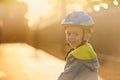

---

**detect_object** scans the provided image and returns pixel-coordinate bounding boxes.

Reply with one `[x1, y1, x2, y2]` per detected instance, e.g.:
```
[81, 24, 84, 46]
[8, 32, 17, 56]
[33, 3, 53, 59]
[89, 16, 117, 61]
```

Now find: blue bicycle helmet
[61, 11, 94, 27]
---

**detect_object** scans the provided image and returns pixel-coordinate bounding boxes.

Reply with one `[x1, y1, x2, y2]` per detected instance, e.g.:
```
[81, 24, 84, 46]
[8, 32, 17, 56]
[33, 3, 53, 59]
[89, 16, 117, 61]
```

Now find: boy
[57, 11, 100, 80]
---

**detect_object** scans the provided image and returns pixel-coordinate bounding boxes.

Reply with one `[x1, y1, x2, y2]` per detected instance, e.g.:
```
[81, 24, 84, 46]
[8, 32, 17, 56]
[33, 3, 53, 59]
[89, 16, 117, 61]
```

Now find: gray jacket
[57, 53, 100, 80]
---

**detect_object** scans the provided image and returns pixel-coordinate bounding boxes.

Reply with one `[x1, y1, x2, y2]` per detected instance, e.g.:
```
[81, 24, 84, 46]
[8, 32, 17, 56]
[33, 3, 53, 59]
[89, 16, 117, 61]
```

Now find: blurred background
[0, 0, 120, 80]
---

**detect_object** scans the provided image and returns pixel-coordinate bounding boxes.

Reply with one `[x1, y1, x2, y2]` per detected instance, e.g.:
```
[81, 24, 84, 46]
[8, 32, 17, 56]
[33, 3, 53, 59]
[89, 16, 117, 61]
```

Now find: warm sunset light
[16, 0, 120, 28]
[17, 0, 54, 28]
[0, 43, 104, 80]
[0, 43, 65, 80]
[66, 3, 83, 12]
[1, 0, 120, 80]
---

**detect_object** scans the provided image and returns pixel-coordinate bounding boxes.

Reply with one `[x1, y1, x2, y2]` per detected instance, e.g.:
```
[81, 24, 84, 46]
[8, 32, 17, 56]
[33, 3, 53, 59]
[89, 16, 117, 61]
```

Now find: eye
[67, 32, 71, 36]
[66, 32, 79, 36]
[71, 32, 80, 36]
[73, 33, 79, 36]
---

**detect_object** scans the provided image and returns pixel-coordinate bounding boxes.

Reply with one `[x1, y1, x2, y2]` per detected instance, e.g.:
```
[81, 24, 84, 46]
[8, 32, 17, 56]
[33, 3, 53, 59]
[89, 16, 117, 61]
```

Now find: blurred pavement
[0, 43, 116, 80]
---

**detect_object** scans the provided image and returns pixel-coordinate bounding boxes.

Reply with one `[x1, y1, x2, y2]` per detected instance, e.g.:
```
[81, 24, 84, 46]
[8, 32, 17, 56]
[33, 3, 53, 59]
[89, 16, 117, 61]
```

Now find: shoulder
[71, 43, 97, 60]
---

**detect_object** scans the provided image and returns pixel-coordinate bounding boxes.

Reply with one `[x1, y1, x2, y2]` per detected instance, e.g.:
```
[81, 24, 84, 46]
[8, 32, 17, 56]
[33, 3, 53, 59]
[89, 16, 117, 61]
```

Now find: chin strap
[77, 28, 87, 47]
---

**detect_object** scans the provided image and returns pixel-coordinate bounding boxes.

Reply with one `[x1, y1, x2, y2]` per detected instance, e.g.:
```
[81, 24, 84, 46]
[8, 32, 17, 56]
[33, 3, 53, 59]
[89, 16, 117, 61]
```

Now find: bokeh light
[113, 0, 119, 6]
[102, 3, 109, 9]
[94, 5, 100, 11]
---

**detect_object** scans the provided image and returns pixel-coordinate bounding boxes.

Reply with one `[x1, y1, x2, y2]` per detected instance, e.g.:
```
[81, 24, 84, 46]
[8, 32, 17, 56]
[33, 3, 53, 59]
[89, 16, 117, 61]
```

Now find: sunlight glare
[66, 3, 83, 12]
[17, 0, 54, 28]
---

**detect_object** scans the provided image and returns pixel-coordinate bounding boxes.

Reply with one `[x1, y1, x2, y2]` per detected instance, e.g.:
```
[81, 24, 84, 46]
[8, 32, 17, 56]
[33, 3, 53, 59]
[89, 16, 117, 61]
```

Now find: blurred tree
[0, 1, 29, 43]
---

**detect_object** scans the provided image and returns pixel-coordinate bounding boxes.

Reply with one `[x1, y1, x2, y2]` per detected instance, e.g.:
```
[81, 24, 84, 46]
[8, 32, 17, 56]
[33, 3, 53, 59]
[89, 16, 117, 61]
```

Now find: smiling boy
[57, 11, 100, 80]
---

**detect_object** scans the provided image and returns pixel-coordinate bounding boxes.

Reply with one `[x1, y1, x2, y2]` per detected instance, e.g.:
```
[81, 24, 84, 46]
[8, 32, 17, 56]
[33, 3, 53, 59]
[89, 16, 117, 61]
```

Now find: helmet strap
[76, 29, 88, 48]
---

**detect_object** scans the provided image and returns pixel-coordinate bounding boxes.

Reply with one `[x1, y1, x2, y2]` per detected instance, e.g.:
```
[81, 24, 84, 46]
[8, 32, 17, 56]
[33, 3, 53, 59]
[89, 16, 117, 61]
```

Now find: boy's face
[65, 26, 83, 49]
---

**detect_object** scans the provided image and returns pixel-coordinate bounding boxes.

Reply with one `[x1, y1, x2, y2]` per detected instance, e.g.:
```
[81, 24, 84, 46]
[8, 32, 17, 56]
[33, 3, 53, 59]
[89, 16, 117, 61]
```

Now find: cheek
[76, 35, 83, 41]
[65, 36, 69, 42]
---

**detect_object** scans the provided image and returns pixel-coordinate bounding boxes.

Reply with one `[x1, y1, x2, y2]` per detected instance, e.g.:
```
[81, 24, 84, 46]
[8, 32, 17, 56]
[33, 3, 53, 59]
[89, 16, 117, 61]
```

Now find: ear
[84, 30, 92, 41]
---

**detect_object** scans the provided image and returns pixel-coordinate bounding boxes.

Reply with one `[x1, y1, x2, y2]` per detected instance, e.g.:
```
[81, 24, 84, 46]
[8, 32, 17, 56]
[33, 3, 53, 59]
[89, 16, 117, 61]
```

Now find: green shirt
[71, 43, 96, 60]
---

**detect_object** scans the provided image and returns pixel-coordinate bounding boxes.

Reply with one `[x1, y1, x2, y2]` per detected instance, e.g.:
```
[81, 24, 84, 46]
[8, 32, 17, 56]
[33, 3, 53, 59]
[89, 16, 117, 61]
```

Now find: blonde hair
[61, 24, 94, 33]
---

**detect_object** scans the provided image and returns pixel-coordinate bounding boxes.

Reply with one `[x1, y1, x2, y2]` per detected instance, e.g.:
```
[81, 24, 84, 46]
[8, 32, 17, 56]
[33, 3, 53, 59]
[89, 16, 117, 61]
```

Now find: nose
[66, 34, 75, 41]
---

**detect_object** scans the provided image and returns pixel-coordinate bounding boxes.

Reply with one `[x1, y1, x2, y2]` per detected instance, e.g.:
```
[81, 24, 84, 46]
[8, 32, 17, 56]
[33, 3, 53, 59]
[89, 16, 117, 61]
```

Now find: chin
[70, 45, 77, 49]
